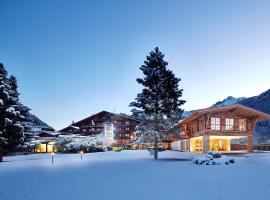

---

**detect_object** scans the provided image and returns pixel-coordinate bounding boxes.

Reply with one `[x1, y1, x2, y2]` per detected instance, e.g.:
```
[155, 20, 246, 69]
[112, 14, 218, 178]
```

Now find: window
[126, 127, 130, 130]
[211, 117, 220, 130]
[225, 118, 234, 130]
[239, 119, 246, 131]
[125, 121, 129, 125]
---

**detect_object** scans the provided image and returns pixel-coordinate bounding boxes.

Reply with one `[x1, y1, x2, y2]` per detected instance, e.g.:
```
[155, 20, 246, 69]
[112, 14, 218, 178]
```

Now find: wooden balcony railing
[207, 126, 251, 132]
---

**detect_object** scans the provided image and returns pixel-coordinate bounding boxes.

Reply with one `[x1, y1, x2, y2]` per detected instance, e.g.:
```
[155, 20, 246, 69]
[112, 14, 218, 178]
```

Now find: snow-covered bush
[55, 135, 105, 153]
[18, 139, 41, 153]
[193, 151, 235, 165]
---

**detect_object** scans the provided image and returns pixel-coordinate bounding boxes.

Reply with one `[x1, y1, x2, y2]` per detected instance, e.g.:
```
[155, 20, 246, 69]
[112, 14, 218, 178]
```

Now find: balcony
[207, 125, 252, 132]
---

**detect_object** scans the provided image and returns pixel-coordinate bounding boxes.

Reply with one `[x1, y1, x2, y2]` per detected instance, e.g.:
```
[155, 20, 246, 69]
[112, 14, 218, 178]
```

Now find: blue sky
[1, 0, 270, 130]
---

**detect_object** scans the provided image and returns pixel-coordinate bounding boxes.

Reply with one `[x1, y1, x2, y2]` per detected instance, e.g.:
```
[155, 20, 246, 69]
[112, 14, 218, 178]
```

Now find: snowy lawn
[1, 150, 270, 200]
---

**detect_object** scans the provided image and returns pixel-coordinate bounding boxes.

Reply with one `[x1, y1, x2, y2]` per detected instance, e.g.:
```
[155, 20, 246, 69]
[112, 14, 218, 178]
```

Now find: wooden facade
[177, 104, 270, 153]
[59, 111, 140, 147]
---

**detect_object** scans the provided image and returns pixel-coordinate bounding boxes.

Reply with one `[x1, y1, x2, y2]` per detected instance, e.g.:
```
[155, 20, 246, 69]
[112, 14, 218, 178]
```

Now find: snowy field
[1, 151, 270, 200]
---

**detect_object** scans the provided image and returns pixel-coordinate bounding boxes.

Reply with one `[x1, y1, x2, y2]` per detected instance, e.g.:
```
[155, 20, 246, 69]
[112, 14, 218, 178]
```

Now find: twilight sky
[1, 0, 270, 130]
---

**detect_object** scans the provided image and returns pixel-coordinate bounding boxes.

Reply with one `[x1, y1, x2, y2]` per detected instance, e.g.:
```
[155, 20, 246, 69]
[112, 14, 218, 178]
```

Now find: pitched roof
[179, 104, 270, 126]
[58, 111, 140, 132]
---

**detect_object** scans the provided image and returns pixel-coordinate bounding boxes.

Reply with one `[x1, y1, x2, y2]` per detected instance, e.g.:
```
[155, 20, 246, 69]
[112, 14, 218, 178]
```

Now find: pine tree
[0, 64, 24, 162]
[0, 64, 9, 161]
[130, 47, 185, 159]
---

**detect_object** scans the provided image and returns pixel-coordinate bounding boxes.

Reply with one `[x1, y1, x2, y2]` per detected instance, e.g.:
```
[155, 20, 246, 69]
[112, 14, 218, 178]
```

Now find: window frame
[239, 119, 247, 131]
[211, 117, 220, 130]
[225, 118, 234, 130]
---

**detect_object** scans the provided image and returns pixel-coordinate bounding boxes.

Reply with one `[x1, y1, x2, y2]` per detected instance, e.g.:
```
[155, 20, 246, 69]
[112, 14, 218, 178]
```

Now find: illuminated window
[126, 127, 130, 130]
[225, 118, 234, 130]
[125, 121, 129, 124]
[239, 119, 246, 131]
[211, 117, 220, 130]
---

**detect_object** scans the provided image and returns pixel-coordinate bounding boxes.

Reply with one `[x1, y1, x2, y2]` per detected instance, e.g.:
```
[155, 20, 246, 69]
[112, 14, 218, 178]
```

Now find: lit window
[239, 119, 246, 131]
[125, 121, 129, 124]
[211, 117, 220, 130]
[126, 127, 130, 130]
[225, 118, 234, 130]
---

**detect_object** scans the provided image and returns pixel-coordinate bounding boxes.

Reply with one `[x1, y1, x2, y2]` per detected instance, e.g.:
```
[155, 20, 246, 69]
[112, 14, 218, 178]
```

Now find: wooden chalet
[59, 111, 140, 149]
[177, 104, 270, 153]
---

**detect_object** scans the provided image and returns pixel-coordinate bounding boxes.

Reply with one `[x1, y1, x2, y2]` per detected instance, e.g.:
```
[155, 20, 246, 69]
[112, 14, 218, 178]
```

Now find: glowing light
[80, 150, 84, 160]
[104, 124, 115, 147]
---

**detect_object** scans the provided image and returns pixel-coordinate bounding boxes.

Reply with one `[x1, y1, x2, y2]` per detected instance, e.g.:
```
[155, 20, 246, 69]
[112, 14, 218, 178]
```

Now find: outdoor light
[51, 152, 55, 164]
[80, 151, 84, 160]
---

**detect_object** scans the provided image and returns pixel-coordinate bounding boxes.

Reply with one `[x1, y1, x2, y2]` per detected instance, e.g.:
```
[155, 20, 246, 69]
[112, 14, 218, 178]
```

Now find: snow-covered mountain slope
[182, 96, 246, 118]
[22, 112, 54, 135]
[210, 96, 246, 108]
[239, 89, 270, 144]
[240, 89, 270, 115]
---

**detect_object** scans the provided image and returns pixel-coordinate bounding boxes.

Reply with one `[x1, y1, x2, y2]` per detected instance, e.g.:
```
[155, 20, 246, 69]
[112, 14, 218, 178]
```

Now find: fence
[253, 144, 270, 151]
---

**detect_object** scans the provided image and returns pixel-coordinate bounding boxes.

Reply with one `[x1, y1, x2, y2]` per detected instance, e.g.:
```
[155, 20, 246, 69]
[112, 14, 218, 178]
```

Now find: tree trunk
[154, 113, 159, 160]
[154, 134, 158, 160]
[0, 153, 3, 162]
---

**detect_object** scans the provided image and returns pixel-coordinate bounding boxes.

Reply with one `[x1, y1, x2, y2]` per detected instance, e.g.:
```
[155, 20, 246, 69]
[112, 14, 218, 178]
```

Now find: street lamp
[80, 151, 84, 160]
[51, 152, 55, 164]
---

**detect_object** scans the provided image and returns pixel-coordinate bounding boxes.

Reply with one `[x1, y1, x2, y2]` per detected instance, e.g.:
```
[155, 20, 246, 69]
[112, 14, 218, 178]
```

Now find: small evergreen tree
[0, 64, 24, 162]
[130, 47, 185, 159]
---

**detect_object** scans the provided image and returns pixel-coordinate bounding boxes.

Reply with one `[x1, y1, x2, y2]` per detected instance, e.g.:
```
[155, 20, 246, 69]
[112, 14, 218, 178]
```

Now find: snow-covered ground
[1, 150, 270, 200]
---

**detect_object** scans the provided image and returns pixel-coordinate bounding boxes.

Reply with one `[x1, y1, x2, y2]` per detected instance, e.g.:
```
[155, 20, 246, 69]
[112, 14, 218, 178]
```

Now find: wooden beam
[205, 114, 211, 130]
[252, 118, 258, 132]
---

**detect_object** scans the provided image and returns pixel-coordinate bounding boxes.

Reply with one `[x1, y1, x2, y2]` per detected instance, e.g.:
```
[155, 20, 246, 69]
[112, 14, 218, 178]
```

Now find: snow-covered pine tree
[6, 75, 25, 150]
[130, 47, 185, 159]
[0, 64, 24, 162]
[0, 64, 9, 162]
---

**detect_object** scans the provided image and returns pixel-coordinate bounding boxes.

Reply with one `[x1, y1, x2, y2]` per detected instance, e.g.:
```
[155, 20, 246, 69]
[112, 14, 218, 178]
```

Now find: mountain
[182, 96, 246, 118]
[22, 112, 54, 136]
[210, 96, 246, 108]
[239, 89, 270, 115]
[182, 89, 270, 144]
[239, 89, 270, 144]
